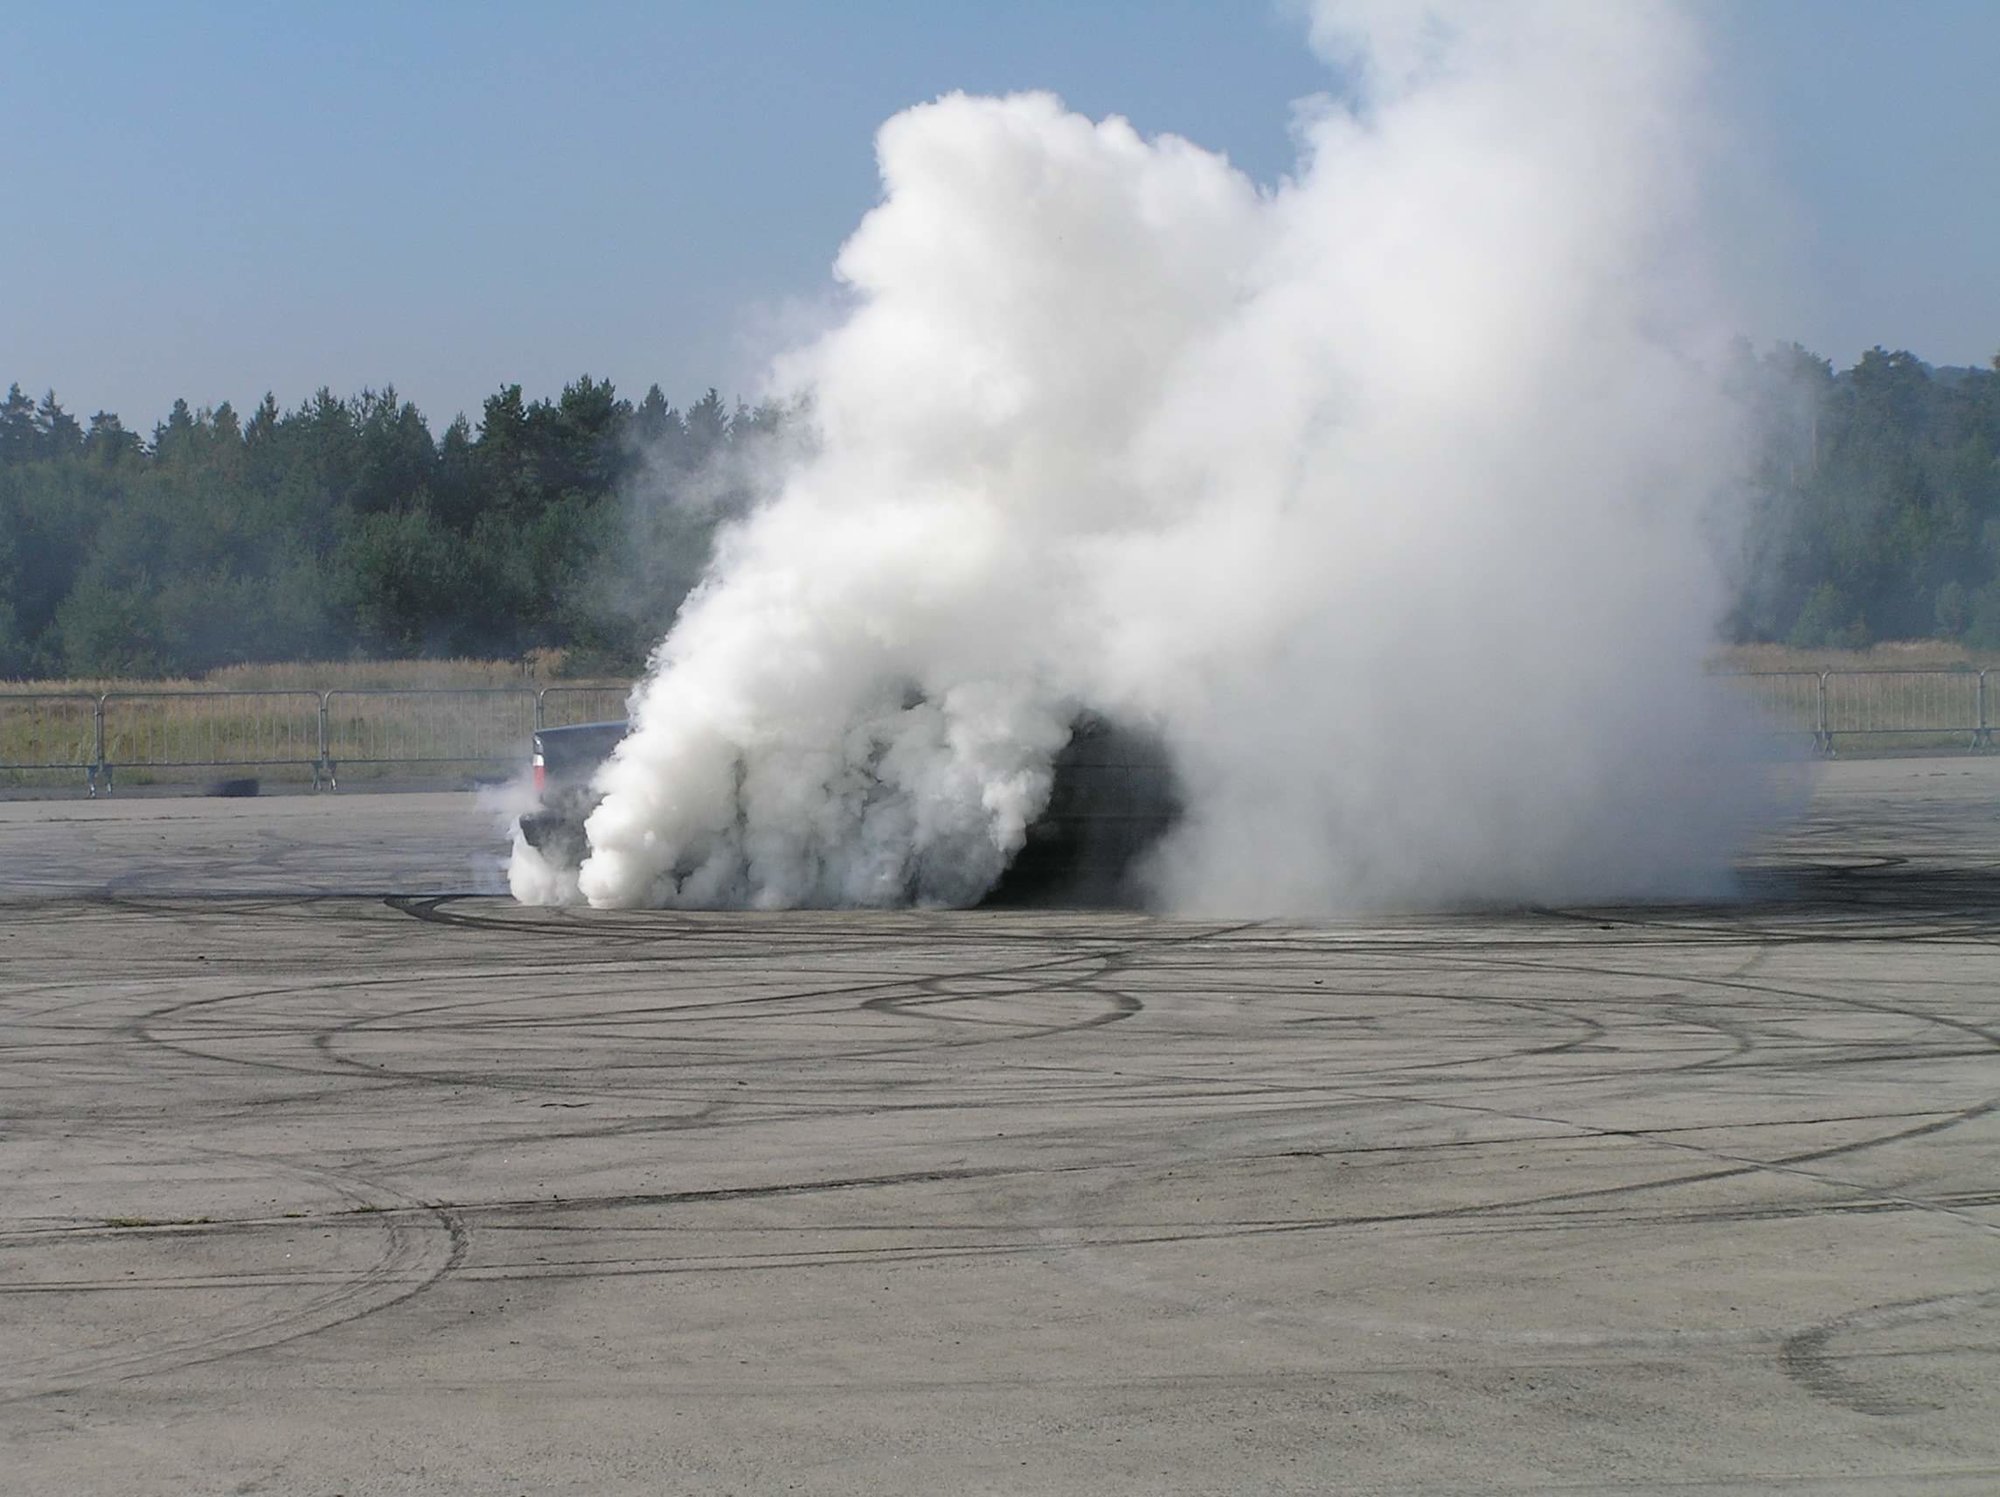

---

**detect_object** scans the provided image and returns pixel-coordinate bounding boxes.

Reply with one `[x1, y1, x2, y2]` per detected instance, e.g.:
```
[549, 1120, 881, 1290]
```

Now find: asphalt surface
[2, 759, 1998, 1495]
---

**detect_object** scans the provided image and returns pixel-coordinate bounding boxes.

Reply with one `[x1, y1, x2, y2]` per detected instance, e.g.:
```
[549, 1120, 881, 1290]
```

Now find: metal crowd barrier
[538, 684, 631, 729]
[1719, 669, 1992, 754]
[1821, 670, 1985, 749]
[95, 690, 323, 794]
[1721, 671, 1823, 746]
[0, 684, 636, 793]
[0, 693, 101, 783]
[0, 671, 1993, 792]
[319, 688, 537, 787]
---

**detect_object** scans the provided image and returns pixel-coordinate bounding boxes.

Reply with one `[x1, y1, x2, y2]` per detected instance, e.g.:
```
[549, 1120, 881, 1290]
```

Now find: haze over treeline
[1, 342, 1997, 681]
[0, 379, 781, 678]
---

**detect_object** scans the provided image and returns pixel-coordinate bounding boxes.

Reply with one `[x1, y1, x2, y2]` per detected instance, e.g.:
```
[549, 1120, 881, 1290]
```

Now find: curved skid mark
[1780, 1289, 2000, 1417]
[5, 1155, 468, 1403]
[16, 853, 2000, 1450]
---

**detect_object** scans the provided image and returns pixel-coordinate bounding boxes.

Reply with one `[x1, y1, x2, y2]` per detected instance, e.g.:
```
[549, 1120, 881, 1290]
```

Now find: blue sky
[3, 1, 1995, 430]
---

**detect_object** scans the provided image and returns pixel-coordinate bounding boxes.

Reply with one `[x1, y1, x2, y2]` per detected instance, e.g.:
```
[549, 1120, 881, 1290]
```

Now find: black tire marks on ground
[1, 1154, 466, 1404]
[10, 858, 2000, 1430]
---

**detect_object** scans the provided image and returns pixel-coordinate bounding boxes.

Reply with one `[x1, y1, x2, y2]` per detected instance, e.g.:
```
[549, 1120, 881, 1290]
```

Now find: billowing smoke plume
[514, 0, 1782, 914]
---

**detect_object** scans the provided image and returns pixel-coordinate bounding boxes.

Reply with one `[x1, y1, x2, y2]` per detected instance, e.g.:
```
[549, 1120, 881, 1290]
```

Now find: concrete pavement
[2, 759, 1998, 1494]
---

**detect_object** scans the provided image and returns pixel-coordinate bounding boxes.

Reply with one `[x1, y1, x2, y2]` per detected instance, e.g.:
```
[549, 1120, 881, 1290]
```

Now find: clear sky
[3, 0, 1995, 431]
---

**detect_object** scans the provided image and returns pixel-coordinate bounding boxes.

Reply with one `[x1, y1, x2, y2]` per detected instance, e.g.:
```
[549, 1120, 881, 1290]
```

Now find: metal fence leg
[90, 695, 110, 794]
[1977, 671, 1994, 751]
[315, 693, 334, 790]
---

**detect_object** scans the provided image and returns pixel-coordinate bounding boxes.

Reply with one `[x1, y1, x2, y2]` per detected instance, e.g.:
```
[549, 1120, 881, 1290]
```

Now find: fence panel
[538, 684, 633, 729]
[1821, 670, 1982, 745]
[0, 693, 100, 778]
[4, 670, 1993, 795]
[1718, 672, 1823, 739]
[322, 689, 537, 776]
[99, 691, 324, 783]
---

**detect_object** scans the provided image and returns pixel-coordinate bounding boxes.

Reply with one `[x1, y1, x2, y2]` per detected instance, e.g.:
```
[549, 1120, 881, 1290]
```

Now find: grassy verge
[1714, 642, 2000, 673]
[0, 661, 633, 789]
[2, 647, 1993, 789]
[0, 656, 587, 696]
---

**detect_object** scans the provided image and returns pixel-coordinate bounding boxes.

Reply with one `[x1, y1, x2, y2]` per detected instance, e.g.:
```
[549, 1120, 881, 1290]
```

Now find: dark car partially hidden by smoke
[518, 715, 1180, 905]
[520, 720, 629, 876]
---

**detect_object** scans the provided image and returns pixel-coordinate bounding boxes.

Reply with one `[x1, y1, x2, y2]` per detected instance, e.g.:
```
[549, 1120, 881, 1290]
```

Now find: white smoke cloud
[525, 0, 1784, 914]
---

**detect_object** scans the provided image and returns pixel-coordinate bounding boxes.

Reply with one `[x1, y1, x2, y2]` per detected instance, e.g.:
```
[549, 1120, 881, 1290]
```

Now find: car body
[519, 719, 628, 874]
[518, 714, 1180, 905]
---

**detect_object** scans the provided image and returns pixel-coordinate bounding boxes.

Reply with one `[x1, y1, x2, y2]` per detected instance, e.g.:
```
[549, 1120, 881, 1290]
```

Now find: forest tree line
[0, 378, 781, 679]
[1, 344, 1998, 680]
[1730, 345, 2000, 649]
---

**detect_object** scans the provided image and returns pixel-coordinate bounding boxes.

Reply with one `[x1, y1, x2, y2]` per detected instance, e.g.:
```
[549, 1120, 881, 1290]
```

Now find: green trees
[1727, 346, 2000, 649]
[2, 342, 1995, 681]
[0, 377, 782, 678]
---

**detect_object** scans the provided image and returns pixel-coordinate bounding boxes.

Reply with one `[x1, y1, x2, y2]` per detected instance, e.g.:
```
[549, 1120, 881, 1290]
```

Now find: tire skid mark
[3, 1152, 468, 1403]
[1780, 1289, 2000, 1417]
[15, 852, 1999, 1439]
[122, 912, 1164, 1092]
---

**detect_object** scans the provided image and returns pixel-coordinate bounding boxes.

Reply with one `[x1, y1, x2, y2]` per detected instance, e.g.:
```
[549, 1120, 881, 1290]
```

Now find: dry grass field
[5, 644, 1991, 697]
[0, 660, 632, 788]
[0, 655, 581, 697]
[1715, 641, 2000, 673]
